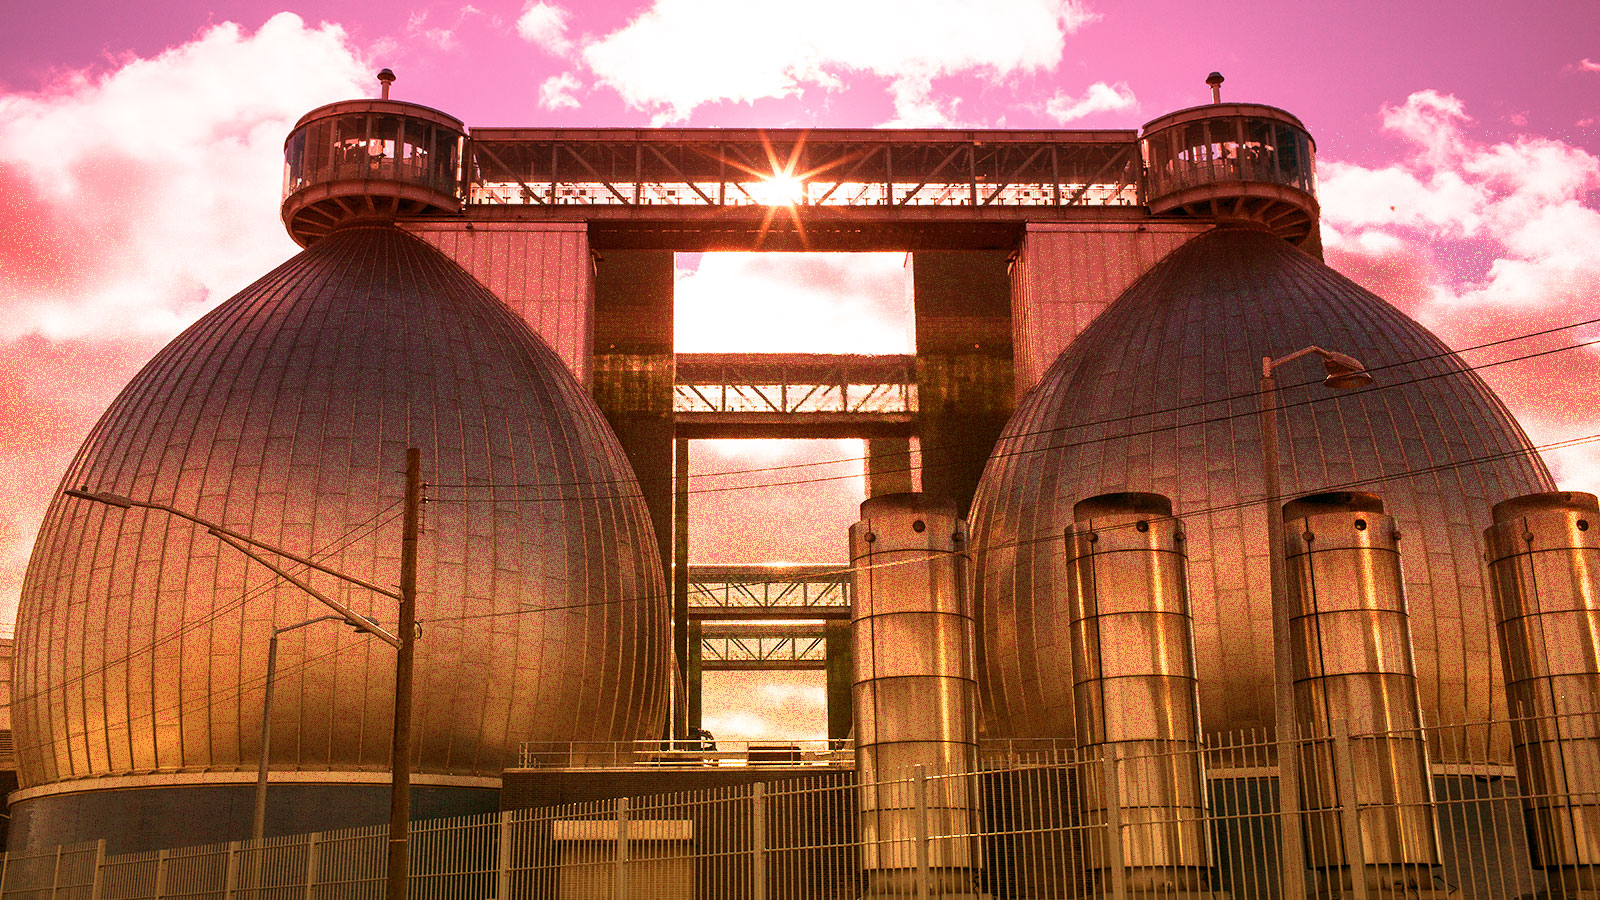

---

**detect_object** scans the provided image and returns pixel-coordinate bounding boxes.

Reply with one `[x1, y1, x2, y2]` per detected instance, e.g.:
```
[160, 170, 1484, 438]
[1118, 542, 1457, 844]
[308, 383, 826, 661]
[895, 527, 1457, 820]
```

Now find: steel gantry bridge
[674, 354, 916, 439]
[461, 127, 1144, 250]
[671, 356, 916, 738]
[684, 564, 854, 738]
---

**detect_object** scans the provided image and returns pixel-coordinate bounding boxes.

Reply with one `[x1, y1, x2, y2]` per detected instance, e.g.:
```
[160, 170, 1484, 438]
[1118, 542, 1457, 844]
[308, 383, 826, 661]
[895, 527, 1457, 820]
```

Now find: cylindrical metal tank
[970, 227, 1553, 750]
[1065, 492, 1211, 893]
[850, 493, 978, 896]
[1484, 491, 1600, 893]
[1283, 492, 1440, 892]
[11, 225, 669, 850]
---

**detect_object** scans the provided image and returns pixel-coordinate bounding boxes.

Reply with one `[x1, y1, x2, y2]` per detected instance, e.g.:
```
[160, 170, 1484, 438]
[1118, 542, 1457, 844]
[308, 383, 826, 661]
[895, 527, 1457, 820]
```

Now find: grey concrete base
[10, 781, 498, 854]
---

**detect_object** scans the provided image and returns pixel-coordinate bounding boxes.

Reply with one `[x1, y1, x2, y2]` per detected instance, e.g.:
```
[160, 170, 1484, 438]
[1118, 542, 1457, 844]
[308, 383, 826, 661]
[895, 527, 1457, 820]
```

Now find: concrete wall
[9, 782, 497, 854]
[1009, 222, 1210, 398]
[406, 222, 595, 386]
[911, 251, 1015, 517]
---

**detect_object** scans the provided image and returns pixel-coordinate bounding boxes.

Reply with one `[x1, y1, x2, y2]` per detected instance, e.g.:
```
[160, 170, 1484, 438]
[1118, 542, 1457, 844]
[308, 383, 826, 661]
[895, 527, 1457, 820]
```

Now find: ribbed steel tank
[1064, 492, 1211, 893]
[13, 226, 669, 800]
[1484, 491, 1600, 889]
[850, 493, 979, 895]
[1282, 492, 1440, 890]
[969, 226, 1552, 746]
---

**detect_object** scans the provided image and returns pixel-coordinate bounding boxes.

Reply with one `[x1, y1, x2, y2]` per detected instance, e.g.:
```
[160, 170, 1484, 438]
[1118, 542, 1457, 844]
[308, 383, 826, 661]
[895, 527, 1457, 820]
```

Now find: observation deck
[281, 99, 465, 246]
[1140, 102, 1320, 246]
[279, 81, 1325, 251]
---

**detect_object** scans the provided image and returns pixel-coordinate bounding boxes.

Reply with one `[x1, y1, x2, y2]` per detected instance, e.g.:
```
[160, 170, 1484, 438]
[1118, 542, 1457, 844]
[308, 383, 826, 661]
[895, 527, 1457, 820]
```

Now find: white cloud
[1319, 90, 1600, 494]
[406, 10, 459, 50]
[1567, 58, 1600, 74]
[0, 13, 370, 342]
[1044, 80, 1136, 122]
[0, 14, 370, 618]
[674, 253, 911, 353]
[516, 1, 573, 56]
[564, 0, 1096, 124]
[538, 72, 582, 110]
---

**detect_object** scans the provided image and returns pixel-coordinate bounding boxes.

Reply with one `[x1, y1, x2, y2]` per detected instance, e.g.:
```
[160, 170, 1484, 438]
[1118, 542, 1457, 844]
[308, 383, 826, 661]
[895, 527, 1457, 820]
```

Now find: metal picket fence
[0, 713, 1592, 900]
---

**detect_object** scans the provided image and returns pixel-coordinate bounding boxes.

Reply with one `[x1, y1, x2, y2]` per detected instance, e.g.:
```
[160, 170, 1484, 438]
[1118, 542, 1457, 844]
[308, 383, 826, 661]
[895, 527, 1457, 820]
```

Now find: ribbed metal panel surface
[408, 222, 594, 387]
[1009, 223, 1209, 399]
[971, 226, 1552, 747]
[14, 225, 668, 789]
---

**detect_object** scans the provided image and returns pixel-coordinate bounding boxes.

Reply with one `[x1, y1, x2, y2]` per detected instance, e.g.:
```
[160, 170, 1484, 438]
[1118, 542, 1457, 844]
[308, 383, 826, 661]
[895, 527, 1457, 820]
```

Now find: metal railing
[674, 355, 918, 417]
[687, 565, 851, 616]
[3, 712, 1593, 900]
[516, 739, 854, 769]
[465, 132, 1142, 210]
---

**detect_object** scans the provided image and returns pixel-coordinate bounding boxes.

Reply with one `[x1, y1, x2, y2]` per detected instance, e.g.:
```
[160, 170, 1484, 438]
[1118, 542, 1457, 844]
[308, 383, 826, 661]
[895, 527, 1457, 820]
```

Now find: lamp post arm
[65, 490, 403, 602]
[212, 532, 401, 649]
[1264, 345, 1327, 377]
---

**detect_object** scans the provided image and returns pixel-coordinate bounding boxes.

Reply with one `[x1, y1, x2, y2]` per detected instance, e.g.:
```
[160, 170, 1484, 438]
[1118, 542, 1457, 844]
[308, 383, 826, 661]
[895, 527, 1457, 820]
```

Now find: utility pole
[387, 448, 421, 900]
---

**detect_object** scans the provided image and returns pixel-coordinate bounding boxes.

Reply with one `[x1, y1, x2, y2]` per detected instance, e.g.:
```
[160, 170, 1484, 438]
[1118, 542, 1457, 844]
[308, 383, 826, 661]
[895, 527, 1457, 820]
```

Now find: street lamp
[253, 614, 386, 844]
[1258, 346, 1372, 900]
[63, 447, 422, 900]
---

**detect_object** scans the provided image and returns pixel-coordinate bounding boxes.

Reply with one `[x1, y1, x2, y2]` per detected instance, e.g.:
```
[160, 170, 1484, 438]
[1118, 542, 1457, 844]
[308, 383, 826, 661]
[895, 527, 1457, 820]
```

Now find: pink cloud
[0, 13, 369, 341]
[675, 253, 911, 354]
[689, 439, 866, 565]
[1321, 89, 1600, 493]
[0, 334, 167, 619]
[1044, 80, 1137, 123]
[0, 13, 373, 616]
[517, 1, 574, 56]
[541, 0, 1096, 124]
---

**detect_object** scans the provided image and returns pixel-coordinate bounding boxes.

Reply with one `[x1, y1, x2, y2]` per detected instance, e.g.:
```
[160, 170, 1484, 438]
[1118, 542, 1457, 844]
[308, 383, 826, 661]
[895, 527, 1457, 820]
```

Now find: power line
[415, 430, 1600, 627]
[13, 427, 1596, 766]
[8, 317, 1597, 764]
[14, 318, 1592, 720]
[429, 314, 1600, 491]
[6, 500, 406, 710]
[427, 334, 1599, 502]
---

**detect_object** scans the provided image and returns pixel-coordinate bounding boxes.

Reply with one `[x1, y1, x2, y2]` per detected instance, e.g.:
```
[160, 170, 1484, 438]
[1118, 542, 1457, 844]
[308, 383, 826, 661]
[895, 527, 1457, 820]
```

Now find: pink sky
[2, 1, 1597, 739]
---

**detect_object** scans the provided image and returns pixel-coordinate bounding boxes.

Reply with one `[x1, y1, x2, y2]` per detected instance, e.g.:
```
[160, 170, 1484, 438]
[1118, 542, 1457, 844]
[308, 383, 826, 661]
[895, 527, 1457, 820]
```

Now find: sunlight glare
[749, 172, 806, 206]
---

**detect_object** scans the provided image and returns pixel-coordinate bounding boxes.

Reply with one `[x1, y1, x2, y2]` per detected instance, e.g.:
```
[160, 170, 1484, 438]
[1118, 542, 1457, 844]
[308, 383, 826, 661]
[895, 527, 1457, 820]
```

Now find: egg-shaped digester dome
[14, 225, 668, 788]
[970, 227, 1551, 744]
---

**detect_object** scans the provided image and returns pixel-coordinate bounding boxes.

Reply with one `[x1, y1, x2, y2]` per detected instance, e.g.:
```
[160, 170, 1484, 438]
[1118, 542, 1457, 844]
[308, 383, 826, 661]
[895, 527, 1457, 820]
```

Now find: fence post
[1103, 746, 1127, 900]
[614, 796, 630, 900]
[48, 846, 61, 900]
[497, 812, 512, 900]
[303, 832, 320, 900]
[154, 849, 169, 900]
[913, 765, 930, 900]
[1, 848, 10, 900]
[223, 841, 239, 900]
[751, 783, 767, 900]
[90, 841, 106, 900]
[1332, 719, 1371, 900]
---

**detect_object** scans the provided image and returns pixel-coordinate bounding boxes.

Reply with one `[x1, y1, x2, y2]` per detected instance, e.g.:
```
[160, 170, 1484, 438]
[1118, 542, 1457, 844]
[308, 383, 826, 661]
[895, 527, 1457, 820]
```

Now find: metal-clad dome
[14, 225, 668, 788]
[969, 226, 1551, 742]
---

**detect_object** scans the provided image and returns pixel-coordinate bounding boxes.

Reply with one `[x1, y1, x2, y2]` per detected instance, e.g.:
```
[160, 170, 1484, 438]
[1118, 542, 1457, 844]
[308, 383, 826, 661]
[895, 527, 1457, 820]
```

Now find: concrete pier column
[593, 249, 679, 734]
[910, 251, 1013, 518]
[866, 437, 915, 498]
[1065, 492, 1214, 896]
[1485, 491, 1600, 897]
[1283, 492, 1442, 897]
[851, 493, 979, 897]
